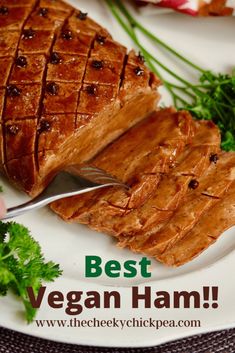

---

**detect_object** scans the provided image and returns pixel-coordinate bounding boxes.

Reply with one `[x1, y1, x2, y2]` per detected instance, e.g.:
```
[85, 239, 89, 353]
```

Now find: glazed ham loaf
[0, 0, 160, 196]
[2, 1, 235, 267]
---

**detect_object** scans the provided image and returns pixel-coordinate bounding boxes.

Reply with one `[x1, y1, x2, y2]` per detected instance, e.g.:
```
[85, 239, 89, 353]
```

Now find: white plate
[1, 0, 235, 348]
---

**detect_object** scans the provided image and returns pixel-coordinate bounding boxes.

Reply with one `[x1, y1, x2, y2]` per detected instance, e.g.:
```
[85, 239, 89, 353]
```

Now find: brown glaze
[19, 30, 54, 55]
[5, 119, 37, 160]
[26, 8, 68, 30]
[5, 83, 42, 119]
[84, 59, 122, 86]
[0, 57, 12, 86]
[0, 30, 19, 56]
[0, 0, 159, 195]
[47, 54, 86, 82]
[11, 55, 46, 84]
[0, 7, 30, 31]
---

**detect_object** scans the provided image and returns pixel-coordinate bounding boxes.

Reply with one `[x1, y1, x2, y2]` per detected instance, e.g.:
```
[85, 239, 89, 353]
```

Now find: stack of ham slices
[52, 108, 235, 266]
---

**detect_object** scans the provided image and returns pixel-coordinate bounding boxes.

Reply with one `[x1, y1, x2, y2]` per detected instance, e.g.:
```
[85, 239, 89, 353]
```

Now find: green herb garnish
[0, 221, 62, 323]
[106, 0, 235, 151]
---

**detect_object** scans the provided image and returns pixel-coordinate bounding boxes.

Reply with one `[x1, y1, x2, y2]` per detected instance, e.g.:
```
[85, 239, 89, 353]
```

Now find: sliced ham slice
[158, 181, 235, 266]
[140, 152, 235, 258]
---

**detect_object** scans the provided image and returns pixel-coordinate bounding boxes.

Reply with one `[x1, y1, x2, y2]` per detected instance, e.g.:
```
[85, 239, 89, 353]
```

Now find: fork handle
[2, 184, 114, 220]
[3, 198, 50, 220]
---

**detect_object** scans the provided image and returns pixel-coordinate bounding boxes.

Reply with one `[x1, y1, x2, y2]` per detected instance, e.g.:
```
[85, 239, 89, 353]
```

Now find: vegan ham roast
[1, 0, 235, 266]
[0, 0, 160, 196]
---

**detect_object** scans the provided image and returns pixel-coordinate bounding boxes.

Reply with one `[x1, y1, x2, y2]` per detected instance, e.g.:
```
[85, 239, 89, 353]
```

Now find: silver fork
[3, 164, 128, 220]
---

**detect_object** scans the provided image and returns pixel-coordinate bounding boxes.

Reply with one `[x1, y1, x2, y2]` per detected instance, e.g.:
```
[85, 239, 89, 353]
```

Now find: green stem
[168, 83, 195, 99]
[170, 80, 232, 89]
[220, 90, 234, 106]
[107, 0, 206, 98]
[106, 0, 133, 37]
[107, 1, 197, 88]
[1, 250, 15, 260]
[130, 23, 188, 107]
[139, 45, 188, 106]
[148, 59, 188, 106]
[142, 46, 194, 87]
[107, 0, 231, 117]
[213, 102, 226, 123]
[114, 0, 205, 73]
[106, 0, 193, 108]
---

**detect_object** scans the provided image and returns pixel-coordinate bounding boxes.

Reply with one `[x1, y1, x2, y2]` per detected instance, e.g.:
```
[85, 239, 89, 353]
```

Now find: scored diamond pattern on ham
[0, 0, 160, 195]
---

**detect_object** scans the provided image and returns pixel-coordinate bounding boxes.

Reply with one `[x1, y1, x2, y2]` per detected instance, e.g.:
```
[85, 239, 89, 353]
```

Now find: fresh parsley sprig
[106, 0, 235, 151]
[0, 221, 62, 323]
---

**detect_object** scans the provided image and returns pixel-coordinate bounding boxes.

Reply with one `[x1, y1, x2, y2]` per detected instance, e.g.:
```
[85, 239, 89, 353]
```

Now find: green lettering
[85, 256, 102, 277]
[139, 257, 151, 278]
[124, 260, 137, 278]
[105, 260, 121, 277]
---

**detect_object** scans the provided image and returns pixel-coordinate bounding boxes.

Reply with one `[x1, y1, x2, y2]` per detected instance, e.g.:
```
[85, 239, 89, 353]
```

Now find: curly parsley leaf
[186, 71, 235, 150]
[221, 131, 235, 151]
[0, 221, 62, 323]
